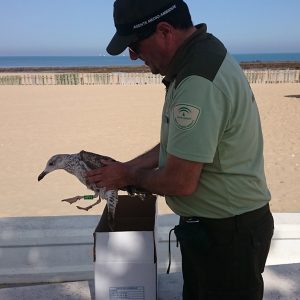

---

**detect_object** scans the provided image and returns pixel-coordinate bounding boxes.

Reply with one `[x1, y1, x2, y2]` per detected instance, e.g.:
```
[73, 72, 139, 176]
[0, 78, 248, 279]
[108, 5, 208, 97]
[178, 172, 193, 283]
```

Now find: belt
[180, 204, 271, 230]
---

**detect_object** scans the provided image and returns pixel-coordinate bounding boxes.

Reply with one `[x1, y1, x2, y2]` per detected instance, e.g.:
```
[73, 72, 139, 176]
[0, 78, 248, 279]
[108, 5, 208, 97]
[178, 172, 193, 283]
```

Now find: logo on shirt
[173, 104, 201, 130]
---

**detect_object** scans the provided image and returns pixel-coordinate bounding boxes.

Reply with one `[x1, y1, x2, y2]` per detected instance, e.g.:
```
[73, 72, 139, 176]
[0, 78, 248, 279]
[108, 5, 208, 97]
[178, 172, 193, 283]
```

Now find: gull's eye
[49, 162, 54, 166]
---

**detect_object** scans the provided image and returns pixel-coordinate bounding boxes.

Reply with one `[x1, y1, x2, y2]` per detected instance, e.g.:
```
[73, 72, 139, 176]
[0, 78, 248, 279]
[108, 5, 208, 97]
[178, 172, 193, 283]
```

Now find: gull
[38, 150, 144, 230]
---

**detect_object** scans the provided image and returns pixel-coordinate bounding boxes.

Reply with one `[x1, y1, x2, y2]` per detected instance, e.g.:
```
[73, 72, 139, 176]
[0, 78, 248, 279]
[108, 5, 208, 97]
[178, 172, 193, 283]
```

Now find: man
[87, 0, 274, 299]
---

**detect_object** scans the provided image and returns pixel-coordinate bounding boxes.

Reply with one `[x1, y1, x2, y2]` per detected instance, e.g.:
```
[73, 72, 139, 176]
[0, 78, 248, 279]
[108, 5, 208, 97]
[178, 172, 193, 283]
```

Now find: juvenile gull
[38, 150, 144, 230]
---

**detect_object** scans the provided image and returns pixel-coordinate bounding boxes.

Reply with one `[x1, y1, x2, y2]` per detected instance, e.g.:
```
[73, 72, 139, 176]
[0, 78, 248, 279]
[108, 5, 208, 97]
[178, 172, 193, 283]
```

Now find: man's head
[106, 0, 193, 57]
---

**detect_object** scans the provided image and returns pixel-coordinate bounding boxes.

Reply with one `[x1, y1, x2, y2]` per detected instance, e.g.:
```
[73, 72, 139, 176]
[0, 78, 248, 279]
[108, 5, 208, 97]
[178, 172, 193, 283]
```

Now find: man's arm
[87, 150, 203, 197]
[130, 154, 203, 196]
[126, 144, 160, 170]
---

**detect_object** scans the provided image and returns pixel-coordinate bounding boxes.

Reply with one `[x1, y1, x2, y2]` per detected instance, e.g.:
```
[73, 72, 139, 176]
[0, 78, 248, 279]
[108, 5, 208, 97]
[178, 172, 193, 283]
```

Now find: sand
[0, 83, 299, 217]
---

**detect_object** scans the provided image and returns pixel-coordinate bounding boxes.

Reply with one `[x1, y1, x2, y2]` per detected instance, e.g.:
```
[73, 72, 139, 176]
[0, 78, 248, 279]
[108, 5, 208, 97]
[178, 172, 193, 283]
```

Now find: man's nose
[129, 48, 139, 60]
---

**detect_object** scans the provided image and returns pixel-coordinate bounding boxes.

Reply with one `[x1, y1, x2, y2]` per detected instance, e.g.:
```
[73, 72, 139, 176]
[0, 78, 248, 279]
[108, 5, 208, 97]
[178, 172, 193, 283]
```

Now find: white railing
[244, 69, 300, 84]
[0, 213, 300, 285]
[0, 72, 163, 85]
[0, 70, 299, 85]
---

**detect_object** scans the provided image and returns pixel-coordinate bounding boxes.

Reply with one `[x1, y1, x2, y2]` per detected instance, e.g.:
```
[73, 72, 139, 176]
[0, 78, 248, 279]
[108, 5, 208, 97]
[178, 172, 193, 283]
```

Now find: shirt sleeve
[167, 75, 230, 163]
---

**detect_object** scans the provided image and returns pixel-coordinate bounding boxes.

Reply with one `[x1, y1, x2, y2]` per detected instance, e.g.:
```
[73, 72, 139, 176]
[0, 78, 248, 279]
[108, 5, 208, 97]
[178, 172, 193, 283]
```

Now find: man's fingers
[86, 160, 116, 177]
[87, 174, 102, 184]
[101, 159, 114, 166]
[86, 168, 103, 177]
[86, 160, 127, 189]
[86, 170, 95, 177]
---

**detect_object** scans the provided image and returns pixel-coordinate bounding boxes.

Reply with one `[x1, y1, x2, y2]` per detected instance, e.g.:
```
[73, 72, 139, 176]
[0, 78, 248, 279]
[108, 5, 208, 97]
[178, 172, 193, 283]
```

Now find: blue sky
[0, 0, 299, 56]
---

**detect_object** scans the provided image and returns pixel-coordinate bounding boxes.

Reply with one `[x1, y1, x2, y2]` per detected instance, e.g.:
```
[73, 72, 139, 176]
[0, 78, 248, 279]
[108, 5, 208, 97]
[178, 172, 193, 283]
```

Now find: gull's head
[38, 154, 68, 181]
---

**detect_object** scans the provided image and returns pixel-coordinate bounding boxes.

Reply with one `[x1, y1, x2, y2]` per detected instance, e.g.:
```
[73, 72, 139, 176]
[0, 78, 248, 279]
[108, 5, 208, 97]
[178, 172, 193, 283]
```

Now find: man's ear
[156, 22, 174, 39]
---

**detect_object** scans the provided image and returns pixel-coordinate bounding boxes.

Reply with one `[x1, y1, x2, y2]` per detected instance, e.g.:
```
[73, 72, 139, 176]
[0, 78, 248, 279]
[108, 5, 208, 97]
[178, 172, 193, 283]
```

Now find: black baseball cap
[106, 0, 186, 55]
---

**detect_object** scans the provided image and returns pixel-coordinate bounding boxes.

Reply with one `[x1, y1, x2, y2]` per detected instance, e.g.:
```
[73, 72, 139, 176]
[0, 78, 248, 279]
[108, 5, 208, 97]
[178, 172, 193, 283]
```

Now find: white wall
[0, 213, 299, 284]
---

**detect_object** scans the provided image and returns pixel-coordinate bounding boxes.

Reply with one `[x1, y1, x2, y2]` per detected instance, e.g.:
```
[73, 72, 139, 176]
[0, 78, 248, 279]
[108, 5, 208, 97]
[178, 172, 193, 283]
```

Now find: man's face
[129, 28, 171, 76]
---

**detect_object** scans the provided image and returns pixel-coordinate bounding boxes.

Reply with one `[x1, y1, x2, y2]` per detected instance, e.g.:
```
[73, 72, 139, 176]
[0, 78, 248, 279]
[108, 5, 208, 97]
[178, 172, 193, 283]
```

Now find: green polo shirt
[159, 24, 271, 218]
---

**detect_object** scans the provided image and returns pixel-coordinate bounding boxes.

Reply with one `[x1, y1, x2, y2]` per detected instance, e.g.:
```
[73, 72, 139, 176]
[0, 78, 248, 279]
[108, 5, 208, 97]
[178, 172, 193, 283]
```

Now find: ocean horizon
[0, 53, 300, 68]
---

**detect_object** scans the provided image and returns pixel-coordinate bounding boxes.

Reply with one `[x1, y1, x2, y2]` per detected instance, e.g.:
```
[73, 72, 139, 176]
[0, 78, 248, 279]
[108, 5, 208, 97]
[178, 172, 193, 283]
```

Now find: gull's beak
[38, 171, 48, 181]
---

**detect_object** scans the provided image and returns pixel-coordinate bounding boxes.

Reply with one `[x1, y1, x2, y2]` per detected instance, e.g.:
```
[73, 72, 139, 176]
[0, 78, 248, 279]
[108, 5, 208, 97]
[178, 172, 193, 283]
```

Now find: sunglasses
[128, 29, 156, 56]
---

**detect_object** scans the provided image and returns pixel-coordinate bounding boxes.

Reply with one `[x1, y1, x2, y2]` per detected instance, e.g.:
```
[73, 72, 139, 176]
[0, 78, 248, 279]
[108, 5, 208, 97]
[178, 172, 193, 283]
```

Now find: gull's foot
[75, 199, 101, 212]
[76, 205, 90, 211]
[61, 196, 83, 204]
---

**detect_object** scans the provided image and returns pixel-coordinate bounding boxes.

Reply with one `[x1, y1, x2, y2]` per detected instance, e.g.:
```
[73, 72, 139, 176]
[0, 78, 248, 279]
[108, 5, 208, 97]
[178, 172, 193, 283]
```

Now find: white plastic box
[94, 195, 157, 300]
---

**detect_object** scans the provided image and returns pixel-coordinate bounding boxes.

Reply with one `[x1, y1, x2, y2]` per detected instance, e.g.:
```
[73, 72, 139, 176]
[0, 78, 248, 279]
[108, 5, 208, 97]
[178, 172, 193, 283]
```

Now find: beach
[0, 82, 299, 217]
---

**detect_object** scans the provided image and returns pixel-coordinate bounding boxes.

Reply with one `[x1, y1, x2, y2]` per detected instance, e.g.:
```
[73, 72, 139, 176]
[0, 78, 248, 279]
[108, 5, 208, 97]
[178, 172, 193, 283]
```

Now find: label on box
[109, 286, 145, 300]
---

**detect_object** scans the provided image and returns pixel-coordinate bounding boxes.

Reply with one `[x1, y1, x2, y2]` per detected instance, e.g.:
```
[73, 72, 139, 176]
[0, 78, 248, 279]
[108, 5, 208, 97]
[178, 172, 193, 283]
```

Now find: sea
[0, 53, 300, 68]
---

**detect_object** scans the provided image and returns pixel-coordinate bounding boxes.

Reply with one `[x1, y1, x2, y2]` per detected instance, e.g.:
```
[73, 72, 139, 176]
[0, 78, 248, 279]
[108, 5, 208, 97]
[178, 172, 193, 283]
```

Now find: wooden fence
[0, 73, 163, 85]
[0, 70, 299, 85]
[244, 69, 300, 84]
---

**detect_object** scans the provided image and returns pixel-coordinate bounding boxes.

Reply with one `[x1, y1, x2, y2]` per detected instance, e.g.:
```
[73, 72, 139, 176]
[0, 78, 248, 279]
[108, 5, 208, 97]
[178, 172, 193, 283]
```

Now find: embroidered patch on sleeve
[173, 104, 201, 130]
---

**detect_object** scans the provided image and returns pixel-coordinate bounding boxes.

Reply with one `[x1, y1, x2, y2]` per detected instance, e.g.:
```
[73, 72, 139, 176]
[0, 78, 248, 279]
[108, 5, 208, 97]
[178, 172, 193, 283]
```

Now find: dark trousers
[175, 204, 274, 300]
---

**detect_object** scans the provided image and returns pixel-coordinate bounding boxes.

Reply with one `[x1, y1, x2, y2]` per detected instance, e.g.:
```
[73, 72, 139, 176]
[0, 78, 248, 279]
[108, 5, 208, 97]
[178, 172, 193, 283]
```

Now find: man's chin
[148, 66, 160, 75]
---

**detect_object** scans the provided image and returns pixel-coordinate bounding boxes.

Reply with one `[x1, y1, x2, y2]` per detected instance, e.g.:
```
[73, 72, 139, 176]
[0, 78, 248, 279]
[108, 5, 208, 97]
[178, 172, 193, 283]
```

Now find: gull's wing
[79, 150, 115, 170]
[79, 150, 152, 197]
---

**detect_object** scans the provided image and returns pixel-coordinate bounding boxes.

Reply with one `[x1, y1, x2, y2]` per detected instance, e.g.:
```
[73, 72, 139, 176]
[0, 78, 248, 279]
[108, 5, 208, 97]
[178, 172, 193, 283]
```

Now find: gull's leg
[61, 195, 83, 204]
[76, 193, 101, 211]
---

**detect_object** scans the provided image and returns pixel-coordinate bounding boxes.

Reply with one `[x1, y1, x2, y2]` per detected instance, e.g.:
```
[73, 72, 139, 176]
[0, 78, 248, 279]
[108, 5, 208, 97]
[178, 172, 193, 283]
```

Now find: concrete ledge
[0, 281, 93, 300]
[0, 213, 300, 285]
[1, 265, 299, 300]
[158, 263, 300, 300]
[0, 215, 99, 284]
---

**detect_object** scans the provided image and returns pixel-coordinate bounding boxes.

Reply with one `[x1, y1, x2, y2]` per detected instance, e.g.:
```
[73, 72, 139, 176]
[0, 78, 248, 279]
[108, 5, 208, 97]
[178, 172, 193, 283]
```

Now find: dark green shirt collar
[162, 23, 207, 87]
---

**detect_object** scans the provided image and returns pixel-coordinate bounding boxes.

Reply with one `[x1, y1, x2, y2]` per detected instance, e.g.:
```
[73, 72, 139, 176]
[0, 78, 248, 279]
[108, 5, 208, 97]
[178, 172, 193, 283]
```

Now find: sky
[0, 0, 299, 56]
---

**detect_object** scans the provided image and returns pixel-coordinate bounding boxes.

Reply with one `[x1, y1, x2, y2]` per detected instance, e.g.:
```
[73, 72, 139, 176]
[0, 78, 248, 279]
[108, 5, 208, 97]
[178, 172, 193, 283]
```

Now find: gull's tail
[106, 190, 118, 231]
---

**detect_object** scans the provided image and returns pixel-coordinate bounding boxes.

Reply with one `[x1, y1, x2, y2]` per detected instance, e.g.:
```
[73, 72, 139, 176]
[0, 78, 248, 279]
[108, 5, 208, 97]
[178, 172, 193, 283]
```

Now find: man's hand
[86, 160, 133, 190]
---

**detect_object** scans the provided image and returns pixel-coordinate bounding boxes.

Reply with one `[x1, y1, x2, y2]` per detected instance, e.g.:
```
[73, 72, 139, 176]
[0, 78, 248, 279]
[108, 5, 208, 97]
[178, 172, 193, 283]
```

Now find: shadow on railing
[0, 213, 299, 288]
